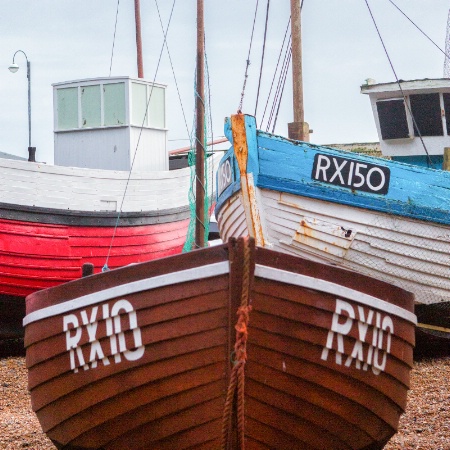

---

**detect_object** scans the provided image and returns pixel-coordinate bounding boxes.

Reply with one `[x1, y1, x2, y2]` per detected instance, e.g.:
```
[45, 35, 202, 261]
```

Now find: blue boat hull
[215, 114, 450, 306]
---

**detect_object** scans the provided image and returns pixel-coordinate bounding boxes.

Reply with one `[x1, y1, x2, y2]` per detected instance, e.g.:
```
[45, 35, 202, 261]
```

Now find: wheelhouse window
[443, 93, 450, 135]
[410, 93, 443, 137]
[56, 82, 126, 130]
[376, 99, 409, 140]
[131, 82, 165, 129]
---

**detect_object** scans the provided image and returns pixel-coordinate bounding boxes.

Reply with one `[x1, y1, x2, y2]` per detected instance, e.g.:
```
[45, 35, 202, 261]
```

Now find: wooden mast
[134, 0, 144, 78]
[288, 0, 310, 141]
[195, 0, 206, 248]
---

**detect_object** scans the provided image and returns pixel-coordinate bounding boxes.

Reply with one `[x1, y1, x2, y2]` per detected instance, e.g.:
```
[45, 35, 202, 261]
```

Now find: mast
[134, 0, 144, 78]
[288, 0, 310, 141]
[195, 0, 206, 248]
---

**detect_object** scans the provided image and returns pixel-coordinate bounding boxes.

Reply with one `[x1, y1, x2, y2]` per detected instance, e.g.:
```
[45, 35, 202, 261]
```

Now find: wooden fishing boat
[214, 1, 450, 341]
[0, 75, 220, 300]
[23, 236, 416, 449]
[0, 0, 221, 339]
[215, 111, 450, 308]
[0, 147, 218, 299]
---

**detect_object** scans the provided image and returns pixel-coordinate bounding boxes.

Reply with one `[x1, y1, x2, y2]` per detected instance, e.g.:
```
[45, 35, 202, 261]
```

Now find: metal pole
[288, 0, 309, 141]
[134, 0, 144, 78]
[27, 60, 31, 148]
[195, 0, 206, 248]
[10, 50, 35, 160]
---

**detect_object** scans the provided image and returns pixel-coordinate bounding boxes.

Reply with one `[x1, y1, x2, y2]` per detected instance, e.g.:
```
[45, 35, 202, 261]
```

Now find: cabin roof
[52, 76, 167, 88]
[360, 78, 450, 95]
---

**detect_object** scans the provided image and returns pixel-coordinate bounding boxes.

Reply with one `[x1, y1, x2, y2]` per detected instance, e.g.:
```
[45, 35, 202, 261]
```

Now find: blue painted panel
[255, 129, 450, 226]
[392, 155, 443, 169]
[215, 146, 241, 215]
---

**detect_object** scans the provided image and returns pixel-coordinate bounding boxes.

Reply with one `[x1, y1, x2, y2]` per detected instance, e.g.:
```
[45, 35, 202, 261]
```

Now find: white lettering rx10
[218, 157, 233, 196]
[312, 154, 390, 195]
[63, 299, 145, 373]
[321, 299, 394, 375]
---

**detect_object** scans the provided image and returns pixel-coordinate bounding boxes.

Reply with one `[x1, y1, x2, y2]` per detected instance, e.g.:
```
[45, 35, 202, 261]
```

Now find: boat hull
[0, 153, 220, 299]
[0, 212, 189, 297]
[215, 114, 450, 306]
[24, 238, 416, 449]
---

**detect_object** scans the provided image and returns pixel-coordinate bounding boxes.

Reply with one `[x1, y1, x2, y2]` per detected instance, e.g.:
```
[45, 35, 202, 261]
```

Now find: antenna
[444, 8, 450, 77]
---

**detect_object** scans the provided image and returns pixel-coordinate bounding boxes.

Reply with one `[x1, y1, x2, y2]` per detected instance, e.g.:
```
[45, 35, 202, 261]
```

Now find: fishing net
[183, 58, 215, 252]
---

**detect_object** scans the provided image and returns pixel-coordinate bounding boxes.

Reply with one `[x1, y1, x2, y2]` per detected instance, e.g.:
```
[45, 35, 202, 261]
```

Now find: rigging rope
[271, 46, 291, 133]
[109, 0, 121, 76]
[261, 18, 291, 129]
[365, 0, 433, 168]
[238, 0, 260, 113]
[267, 32, 291, 132]
[387, 0, 450, 62]
[254, 0, 270, 117]
[103, 0, 177, 271]
[154, 0, 190, 137]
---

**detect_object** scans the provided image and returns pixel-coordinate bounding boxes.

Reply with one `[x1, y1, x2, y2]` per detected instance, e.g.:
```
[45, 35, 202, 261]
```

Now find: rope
[238, 0, 260, 113]
[267, 37, 291, 132]
[155, 0, 190, 137]
[261, 17, 291, 129]
[254, 0, 270, 117]
[109, 0, 120, 77]
[365, 0, 433, 168]
[387, 0, 450, 62]
[221, 238, 253, 449]
[271, 46, 291, 133]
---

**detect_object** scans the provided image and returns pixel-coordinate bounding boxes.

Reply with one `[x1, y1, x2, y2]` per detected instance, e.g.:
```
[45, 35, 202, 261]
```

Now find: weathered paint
[215, 114, 450, 305]
[230, 114, 266, 246]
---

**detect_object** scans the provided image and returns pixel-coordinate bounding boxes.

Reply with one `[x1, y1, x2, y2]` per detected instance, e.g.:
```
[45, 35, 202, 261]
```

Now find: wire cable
[238, 0, 260, 112]
[254, 0, 270, 117]
[104, 0, 177, 270]
[109, 0, 120, 76]
[365, 0, 433, 167]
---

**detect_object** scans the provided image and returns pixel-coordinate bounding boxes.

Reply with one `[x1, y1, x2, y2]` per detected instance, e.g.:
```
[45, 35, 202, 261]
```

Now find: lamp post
[9, 50, 35, 162]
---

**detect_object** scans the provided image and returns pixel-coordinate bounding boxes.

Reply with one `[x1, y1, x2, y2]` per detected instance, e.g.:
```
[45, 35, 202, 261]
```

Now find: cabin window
[56, 82, 127, 131]
[131, 82, 148, 127]
[104, 83, 126, 126]
[131, 82, 165, 129]
[376, 99, 409, 140]
[81, 85, 101, 128]
[148, 85, 165, 129]
[410, 93, 443, 137]
[443, 93, 450, 135]
[57, 87, 78, 130]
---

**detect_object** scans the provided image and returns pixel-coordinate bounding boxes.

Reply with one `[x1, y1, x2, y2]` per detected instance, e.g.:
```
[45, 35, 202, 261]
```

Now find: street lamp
[8, 50, 35, 162]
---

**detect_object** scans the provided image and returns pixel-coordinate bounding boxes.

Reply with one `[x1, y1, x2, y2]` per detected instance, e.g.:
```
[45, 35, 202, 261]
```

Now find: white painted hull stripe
[255, 265, 417, 324]
[23, 262, 416, 325]
[23, 262, 230, 326]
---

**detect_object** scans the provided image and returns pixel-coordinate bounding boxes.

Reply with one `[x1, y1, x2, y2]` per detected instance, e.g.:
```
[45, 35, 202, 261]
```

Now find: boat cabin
[361, 78, 450, 169]
[53, 76, 168, 171]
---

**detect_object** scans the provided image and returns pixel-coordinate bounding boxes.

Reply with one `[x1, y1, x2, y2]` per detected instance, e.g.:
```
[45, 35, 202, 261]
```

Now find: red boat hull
[0, 216, 189, 297]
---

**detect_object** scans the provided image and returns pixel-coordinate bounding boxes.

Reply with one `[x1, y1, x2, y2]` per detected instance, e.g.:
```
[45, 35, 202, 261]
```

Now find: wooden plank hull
[24, 238, 416, 449]
[215, 114, 450, 306]
[0, 153, 221, 298]
[0, 216, 189, 297]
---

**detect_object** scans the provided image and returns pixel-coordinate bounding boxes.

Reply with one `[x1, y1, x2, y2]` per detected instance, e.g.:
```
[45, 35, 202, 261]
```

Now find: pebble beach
[1, 354, 449, 449]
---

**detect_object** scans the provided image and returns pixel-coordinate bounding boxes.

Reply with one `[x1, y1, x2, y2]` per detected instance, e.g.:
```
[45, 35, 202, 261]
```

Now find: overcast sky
[1, 0, 449, 164]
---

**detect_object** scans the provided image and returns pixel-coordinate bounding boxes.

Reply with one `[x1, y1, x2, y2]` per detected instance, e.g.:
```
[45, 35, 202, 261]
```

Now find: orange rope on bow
[222, 238, 253, 450]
